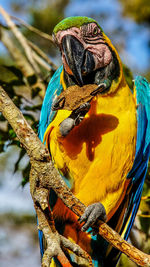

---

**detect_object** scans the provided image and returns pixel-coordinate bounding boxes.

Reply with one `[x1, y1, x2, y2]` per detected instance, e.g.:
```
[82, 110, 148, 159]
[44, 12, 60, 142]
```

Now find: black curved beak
[62, 35, 95, 86]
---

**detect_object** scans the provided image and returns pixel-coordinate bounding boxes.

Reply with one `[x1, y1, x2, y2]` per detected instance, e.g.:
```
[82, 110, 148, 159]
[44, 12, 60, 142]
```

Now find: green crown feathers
[53, 16, 103, 34]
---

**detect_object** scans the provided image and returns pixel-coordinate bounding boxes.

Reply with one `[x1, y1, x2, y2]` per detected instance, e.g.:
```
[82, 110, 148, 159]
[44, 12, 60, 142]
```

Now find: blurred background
[0, 0, 149, 266]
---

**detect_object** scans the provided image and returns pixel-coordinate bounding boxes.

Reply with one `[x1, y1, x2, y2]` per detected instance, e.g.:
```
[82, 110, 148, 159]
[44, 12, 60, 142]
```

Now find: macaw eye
[93, 27, 98, 36]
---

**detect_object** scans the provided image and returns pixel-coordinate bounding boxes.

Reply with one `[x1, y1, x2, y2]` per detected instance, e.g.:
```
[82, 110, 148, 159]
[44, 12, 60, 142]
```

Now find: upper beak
[62, 35, 95, 86]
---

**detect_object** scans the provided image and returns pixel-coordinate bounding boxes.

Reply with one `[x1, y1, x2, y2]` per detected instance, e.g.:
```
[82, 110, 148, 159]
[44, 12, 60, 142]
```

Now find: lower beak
[62, 35, 95, 86]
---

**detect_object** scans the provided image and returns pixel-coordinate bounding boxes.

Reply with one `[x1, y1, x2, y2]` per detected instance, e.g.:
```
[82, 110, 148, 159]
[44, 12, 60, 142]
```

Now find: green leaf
[9, 129, 17, 139]
[0, 65, 18, 84]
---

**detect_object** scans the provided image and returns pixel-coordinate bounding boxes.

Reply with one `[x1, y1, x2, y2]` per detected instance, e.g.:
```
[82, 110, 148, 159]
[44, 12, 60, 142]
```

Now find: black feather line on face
[83, 37, 104, 45]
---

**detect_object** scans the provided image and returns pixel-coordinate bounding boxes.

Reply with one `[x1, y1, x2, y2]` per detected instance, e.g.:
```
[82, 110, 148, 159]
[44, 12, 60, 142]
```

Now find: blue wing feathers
[38, 65, 63, 142]
[38, 229, 44, 258]
[123, 76, 150, 240]
[124, 168, 147, 240]
[135, 76, 150, 155]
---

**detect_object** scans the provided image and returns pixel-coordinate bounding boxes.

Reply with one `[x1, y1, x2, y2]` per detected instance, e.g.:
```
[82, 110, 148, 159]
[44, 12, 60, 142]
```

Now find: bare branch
[0, 6, 41, 77]
[10, 15, 54, 43]
[1, 9, 57, 71]
[0, 26, 35, 77]
[28, 40, 57, 71]
[32, 52, 52, 71]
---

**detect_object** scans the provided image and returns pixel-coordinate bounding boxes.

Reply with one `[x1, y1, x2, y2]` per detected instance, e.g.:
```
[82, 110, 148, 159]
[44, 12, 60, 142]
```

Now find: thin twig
[32, 52, 52, 71]
[0, 26, 35, 77]
[0, 6, 41, 77]
[10, 15, 54, 43]
[28, 40, 57, 70]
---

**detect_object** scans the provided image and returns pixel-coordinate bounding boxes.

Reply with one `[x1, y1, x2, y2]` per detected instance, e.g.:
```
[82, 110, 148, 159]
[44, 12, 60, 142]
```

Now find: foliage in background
[0, 63, 45, 185]
[118, 0, 150, 81]
[119, 0, 150, 25]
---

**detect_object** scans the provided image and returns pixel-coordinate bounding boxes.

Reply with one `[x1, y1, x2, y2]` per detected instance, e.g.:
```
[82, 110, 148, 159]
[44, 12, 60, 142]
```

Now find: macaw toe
[59, 102, 91, 136]
[79, 202, 107, 232]
[71, 102, 91, 125]
[59, 117, 75, 136]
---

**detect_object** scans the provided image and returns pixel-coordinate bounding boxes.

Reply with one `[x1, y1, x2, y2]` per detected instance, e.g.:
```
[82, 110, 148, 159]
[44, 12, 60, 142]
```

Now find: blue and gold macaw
[38, 16, 150, 266]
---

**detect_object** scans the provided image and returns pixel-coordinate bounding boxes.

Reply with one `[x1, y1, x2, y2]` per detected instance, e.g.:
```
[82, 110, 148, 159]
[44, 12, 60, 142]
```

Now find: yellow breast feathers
[44, 76, 137, 219]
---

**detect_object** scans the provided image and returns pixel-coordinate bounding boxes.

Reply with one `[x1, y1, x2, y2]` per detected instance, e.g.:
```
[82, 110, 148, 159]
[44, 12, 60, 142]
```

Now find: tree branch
[0, 6, 42, 76]
[0, 85, 150, 266]
[10, 15, 54, 43]
[0, 25, 35, 77]
[27, 40, 57, 71]
[0, 7, 57, 73]
[0, 24, 46, 99]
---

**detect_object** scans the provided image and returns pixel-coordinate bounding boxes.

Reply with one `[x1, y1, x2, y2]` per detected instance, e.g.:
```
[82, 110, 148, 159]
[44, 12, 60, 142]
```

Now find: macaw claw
[59, 102, 91, 136]
[73, 102, 91, 115]
[72, 102, 91, 125]
[52, 96, 65, 110]
[90, 83, 106, 96]
[79, 203, 107, 233]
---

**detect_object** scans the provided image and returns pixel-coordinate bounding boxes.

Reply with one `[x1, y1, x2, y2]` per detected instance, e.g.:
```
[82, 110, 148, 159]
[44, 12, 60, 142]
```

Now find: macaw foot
[79, 203, 107, 233]
[34, 188, 92, 267]
[59, 102, 91, 137]
[59, 117, 75, 137]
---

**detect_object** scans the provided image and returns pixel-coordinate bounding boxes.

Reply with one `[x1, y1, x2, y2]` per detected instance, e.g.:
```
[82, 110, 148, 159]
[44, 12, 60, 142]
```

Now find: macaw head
[53, 16, 122, 92]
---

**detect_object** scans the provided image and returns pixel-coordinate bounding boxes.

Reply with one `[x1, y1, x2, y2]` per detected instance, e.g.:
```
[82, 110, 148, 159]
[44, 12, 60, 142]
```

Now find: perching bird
[38, 16, 150, 266]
